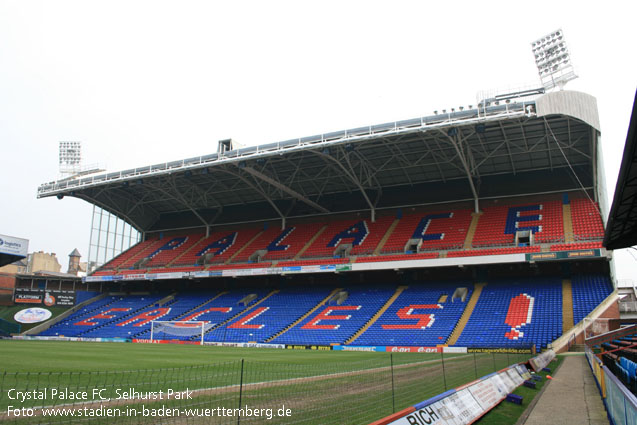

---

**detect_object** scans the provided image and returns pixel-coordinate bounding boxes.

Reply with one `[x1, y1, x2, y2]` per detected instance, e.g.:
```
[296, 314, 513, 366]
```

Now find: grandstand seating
[301, 217, 394, 259]
[37, 271, 613, 348]
[77, 295, 167, 338]
[570, 198, 605, 241]
[272, 287, 395, 345]
[143, 234, 204, 268]
[99, 237, 159, 270]
[88, 194, 608, 279]
[173, 228, 261, 266]
[205, 288, 332, 342]
[40, 295, 164, 337]
[232, 223, 325, 262]
[263, 223, 324, 260]
[231, 226, 286, 263]
[571, 274, 613, 324]
[75, 291, 101, 304]
[472, 201, 564, 247]
[354, 283, 472, 346]
[382, 209, 473, 253]
[131, 291, 266, 340]
[117, 240, 166, 270]
[455, 278, 563, 350]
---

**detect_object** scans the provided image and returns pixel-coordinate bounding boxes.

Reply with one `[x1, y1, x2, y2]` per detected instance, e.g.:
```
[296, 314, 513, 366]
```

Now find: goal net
[150, 321, 213, 345]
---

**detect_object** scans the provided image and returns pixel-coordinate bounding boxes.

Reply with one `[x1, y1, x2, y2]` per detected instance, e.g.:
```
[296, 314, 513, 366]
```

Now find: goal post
[150, 321, 212, 345]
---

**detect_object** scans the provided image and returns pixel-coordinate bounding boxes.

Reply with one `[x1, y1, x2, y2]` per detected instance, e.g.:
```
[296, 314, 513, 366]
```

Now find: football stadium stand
[353, 282, 472, 346]
[571, 274, 613, 324]
[34, 91, 616, 356]
[271, 286, 395, 345]
[454, 278, 563, 350]
[34, 271, 614, 347]
[381, 209, 473, 253]
[206, 287, 333, 342]
[84, 192, 607, 278]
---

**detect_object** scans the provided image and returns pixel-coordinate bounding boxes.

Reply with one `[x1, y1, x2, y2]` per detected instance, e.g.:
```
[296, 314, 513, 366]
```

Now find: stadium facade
[31, 89, 617, 352]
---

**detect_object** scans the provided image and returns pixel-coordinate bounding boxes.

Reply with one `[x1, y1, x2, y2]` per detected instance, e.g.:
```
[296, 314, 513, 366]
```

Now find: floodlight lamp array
[59, 141, 82, 166]
[531, 29, 576, 90]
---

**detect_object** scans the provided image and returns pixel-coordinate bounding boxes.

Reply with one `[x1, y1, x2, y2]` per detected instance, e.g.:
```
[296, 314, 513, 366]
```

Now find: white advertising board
[0, 233, 28, 257]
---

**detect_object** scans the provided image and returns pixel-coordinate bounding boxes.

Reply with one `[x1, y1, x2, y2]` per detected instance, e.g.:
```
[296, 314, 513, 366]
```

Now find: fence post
[441, 351, 447, 391]
[390, 354, 396, 413]
[238, 359, 244, 425]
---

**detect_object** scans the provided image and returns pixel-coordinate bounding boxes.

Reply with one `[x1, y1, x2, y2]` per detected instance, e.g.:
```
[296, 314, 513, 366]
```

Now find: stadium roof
[38, 90, 601, 233]
[604, 90, 637, 250]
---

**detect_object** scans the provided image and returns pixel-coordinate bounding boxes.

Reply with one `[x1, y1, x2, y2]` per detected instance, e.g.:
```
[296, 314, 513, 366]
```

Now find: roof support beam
[444, 129, 480, 213]
[218, 168, 286, 229]
[241, 166, 330, 214]
[313, 150, 378, 222]
[148, 182, 209, 229]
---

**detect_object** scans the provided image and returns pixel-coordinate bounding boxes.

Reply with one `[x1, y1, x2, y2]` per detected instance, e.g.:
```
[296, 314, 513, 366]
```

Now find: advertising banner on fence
[386, 346, 441, 353]
[285, 344, 332, 351]
[133, 338, 199, 345]
[443, 346, 468, 354]
[528, 349, 555, 372]
[378, 363, 533, 425]
[333, 346, 386, 352]
[13, 289, 76, 306]
[467, 347, 533, 354]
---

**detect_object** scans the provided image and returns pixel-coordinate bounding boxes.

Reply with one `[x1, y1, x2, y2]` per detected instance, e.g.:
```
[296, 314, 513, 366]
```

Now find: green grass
[0, 340, 400, 371]
[0, 340, 534, 424]
[476, 355, 564, 425]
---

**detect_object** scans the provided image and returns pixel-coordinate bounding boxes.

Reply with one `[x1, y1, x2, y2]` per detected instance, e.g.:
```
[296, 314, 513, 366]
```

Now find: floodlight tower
[58, 141, 82, 178]
[531, 29, 577, 91]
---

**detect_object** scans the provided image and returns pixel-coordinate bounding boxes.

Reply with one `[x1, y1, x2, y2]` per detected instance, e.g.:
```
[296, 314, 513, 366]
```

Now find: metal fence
[586, 346, 637, 425]
[0, 351, 530, 424]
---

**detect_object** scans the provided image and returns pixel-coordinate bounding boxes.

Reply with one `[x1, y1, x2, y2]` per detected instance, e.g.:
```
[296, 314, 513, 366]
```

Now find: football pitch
[0, 340, 533, 424]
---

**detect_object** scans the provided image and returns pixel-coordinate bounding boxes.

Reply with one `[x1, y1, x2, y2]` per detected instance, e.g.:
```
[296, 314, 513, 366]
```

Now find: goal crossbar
[150, 320, 212, 345]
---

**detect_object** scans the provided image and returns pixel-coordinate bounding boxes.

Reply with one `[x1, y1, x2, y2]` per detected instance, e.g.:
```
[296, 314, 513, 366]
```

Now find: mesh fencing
[0, 352, 531, 424]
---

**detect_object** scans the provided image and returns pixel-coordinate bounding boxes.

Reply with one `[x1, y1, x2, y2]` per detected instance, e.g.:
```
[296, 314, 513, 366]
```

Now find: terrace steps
[446, 282, 486, 345]
[345, 285, 408, 345]
[463, 212, 482, 249]
[562, 279, 575, 332]
[167, 234, 207, 267]
[373, 218, 400, 255]
[117, 239, 166, 271]
[207, 290, 280, 334]
[226, 230, 265, 264]
[563, 204, 575, 243]
[294, 224, 328, 260]
[265, 288, 343, 343]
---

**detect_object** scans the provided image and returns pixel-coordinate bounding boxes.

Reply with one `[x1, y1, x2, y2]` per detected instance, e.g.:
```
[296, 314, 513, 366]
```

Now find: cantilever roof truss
[38, 101, 596, 232]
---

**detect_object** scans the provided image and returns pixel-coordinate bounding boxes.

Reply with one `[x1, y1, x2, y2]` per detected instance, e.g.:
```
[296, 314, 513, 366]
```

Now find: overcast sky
[1, 1, 636, 280]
